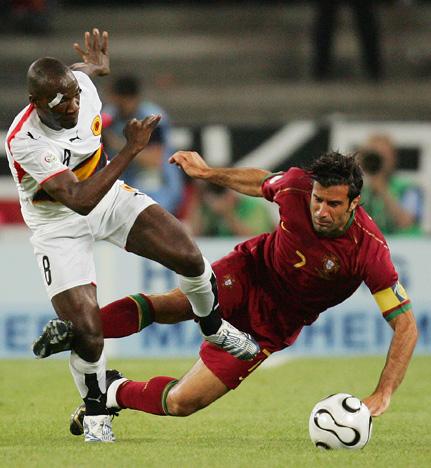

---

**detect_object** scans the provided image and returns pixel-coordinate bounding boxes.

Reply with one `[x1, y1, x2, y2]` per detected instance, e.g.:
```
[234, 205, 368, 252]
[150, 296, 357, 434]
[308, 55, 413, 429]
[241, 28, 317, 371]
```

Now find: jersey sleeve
[362, 242, 412, 322]
[73, 71, 102, 110]
[10, 137, 68, 184]
[261, 167, 310, 202]
[73, 71, 98, 96]
[362, 240, 397, 293]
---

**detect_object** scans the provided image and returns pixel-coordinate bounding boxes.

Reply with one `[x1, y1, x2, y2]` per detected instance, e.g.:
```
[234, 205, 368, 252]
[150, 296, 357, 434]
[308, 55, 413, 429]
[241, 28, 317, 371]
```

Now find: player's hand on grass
[123, 115, 161, 155]
[169, 151, 210, 179]
[72, 28, 110, 76]
[363, 392, 391, 417]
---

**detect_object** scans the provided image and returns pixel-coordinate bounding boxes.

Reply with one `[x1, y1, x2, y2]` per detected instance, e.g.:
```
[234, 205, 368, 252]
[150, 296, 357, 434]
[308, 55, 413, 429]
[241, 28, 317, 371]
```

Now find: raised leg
[125, 204, 259, 360]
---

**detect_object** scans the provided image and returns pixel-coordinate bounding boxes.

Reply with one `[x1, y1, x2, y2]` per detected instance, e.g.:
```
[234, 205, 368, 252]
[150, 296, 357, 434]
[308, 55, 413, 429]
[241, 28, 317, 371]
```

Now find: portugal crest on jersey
[91, 115, 102, 136]
[222, 274, 235, 288]
[316, 253, 340, 280]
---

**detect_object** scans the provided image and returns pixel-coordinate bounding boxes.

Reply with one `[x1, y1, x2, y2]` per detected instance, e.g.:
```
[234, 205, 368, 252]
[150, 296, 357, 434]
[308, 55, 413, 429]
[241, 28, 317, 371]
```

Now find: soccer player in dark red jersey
[69, 151, 417, 434]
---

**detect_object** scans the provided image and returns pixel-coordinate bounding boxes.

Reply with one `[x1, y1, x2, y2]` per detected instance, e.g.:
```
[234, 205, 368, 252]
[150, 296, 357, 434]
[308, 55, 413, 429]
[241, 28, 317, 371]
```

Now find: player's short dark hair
[308, 152, 363, 201]
[27, 57, 70, 97]
[112, 75, 141, 96]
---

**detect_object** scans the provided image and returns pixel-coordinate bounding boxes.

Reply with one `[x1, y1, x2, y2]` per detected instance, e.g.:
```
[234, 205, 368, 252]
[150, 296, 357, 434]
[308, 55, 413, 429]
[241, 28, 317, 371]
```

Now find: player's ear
[349, 195, 360, 212]
[29, 94, 39, 106]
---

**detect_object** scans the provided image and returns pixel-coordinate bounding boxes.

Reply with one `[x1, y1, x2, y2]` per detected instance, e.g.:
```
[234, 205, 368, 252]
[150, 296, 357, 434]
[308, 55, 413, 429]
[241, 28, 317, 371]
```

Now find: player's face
[310, 182, 359, 235]
[34, 74, 81, 130]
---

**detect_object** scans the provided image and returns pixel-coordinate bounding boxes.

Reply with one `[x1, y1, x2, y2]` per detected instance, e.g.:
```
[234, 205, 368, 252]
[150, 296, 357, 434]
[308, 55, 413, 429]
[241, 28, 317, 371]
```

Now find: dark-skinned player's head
[27, 57, 81, 130]
[308, 152, 363, 236]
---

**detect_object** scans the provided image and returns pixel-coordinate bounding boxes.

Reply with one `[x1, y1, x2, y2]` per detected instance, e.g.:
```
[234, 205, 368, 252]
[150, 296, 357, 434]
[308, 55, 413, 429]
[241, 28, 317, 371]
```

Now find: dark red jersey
[214, 168, 399, 349]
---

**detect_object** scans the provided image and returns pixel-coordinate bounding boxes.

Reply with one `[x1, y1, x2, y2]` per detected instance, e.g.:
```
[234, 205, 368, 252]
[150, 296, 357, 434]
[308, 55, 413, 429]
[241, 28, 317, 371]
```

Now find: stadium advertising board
[0, 230, 430, 358]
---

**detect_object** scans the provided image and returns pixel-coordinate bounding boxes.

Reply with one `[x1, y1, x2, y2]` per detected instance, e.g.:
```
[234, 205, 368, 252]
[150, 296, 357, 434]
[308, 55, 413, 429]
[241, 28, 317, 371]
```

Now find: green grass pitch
[1, 356, 430, 467]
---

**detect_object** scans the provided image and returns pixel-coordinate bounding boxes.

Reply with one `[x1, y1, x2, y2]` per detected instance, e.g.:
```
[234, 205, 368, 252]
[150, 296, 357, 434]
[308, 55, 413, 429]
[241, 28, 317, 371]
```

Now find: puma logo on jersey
[69, 134, 81, 142]
[27, 131, 40, 140]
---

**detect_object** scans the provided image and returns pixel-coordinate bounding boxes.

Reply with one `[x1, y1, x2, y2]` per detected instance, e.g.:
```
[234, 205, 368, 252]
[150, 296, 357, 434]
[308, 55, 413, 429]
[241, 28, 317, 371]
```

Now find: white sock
[107, 378, 128, 409]
[177, 257, 217, 318]
[69, 350, 107, 398]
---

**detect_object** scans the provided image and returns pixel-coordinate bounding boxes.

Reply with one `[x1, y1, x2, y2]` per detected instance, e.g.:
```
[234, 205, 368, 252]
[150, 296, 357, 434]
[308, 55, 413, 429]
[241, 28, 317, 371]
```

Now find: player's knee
[83, 332, 104, 352]
[73, 334, 103, 362]
[174, 248, 204, 277]
[166, 392, 202, 417]
[74, 332, 104, 361]
[74, 315, 102, 339]
[73, 317, 104, 360]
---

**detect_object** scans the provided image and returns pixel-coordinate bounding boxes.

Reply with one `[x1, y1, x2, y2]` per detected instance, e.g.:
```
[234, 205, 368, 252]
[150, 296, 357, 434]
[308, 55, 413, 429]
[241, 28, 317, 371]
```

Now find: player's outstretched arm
[70, 28, 110, 78]
[169, 151, 269, 197]
[363, 310, 418, 417]
[42, 115, 161, 215]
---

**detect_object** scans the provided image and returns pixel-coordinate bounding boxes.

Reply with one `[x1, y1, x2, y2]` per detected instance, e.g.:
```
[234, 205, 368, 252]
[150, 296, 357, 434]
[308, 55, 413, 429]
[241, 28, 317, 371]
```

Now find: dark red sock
[117, 377, 178, 415]
[100, 294, 154, 338]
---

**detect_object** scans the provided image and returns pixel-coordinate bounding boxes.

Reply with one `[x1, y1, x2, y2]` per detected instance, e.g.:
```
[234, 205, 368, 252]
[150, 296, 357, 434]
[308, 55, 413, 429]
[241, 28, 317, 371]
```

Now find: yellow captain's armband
[373, 281, 412, 322]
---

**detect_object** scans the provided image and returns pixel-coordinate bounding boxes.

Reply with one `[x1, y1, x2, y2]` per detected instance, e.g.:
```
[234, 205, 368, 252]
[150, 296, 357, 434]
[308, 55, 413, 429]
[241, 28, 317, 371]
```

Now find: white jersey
[5, 71, 105, 230]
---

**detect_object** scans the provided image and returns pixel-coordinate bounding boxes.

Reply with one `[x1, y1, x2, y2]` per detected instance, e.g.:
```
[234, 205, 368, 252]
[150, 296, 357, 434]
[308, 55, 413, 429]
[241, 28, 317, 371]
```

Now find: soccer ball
[309, 393, 372, 450]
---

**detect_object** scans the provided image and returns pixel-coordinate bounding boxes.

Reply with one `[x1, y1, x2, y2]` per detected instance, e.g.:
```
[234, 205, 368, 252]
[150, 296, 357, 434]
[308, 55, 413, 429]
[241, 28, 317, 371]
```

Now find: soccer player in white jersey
[5, 29, 259, 443]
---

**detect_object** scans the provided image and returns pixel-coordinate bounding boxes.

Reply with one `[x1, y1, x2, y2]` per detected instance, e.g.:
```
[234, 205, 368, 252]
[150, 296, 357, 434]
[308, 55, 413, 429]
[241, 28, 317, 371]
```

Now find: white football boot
[83, 415, 115, 443]
[70, 370, 126, 437]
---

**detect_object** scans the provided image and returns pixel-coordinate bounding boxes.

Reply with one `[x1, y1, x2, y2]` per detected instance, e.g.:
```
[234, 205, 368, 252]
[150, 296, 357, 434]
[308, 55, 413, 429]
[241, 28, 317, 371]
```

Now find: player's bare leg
[149, 289, 194, 324]
[52, 285, 103, 361]
[51, 284, 113, 442]
[125, 204, 259, 360]
[125, 204, 220, 336]
[165, 359, 229, 415]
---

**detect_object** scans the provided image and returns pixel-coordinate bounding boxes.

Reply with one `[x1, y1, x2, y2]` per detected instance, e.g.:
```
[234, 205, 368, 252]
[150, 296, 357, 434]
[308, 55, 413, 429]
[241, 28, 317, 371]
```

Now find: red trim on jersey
[40, 168, 70, 185]
[382, 299, 411, 318]
[13, 161, 27, 184]
[7, 104, 35, 183]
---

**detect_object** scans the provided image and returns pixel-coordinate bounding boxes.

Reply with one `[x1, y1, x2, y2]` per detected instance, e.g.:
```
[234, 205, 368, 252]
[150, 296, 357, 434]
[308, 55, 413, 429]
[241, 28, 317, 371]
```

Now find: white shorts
[30, 181, 156, 299]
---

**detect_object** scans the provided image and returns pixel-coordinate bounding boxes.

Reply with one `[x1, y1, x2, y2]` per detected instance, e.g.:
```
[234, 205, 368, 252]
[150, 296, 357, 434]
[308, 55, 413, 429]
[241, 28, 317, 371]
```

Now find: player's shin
[115, 377, 178, 415]
[69, 350, 108, 415]
[100, 294, 154, 338]
[177, 257, 222, 335]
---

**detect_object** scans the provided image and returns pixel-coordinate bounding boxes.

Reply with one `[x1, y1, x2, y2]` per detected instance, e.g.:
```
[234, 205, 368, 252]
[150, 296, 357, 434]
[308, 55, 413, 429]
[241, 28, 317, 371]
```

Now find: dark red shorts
[202, 248, 303, 389]
[199, 341, 273, 389]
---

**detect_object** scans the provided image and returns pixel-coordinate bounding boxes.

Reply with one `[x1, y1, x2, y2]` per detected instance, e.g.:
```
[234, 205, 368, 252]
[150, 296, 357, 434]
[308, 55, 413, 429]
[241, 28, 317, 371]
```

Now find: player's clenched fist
[123, 115, 161, 154]
[169, 151, 210, 179]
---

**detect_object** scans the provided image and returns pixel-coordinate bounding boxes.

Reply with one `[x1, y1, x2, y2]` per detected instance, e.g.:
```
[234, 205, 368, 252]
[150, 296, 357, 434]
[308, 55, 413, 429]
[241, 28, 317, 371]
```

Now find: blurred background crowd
[1, 0, 431, 237]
